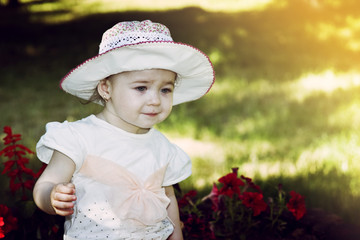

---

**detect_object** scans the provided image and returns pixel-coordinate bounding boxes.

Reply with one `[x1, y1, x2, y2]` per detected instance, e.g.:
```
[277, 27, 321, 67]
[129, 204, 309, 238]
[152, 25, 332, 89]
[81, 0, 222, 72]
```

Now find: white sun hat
[60, 20, 215, 105]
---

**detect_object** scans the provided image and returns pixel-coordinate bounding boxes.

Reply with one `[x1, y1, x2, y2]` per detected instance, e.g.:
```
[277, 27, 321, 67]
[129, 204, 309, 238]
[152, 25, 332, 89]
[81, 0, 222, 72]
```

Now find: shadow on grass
[167, 83, 360, 161]
[258, 168, 360, 225]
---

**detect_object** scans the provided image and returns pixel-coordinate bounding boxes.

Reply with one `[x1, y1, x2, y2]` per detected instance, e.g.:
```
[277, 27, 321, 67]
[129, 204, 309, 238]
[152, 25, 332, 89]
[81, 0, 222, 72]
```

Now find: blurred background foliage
[1, 0, 360, 225]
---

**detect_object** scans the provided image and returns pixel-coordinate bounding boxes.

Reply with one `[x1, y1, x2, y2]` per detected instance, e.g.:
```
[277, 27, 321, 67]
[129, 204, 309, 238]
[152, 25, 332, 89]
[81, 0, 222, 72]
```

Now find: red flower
[218, 168, 244, 197]
[0, 217, 4, 238]
[178, 190, 197, 208]
[33, 163, 47, 179]
[241, 192, 268, 216]
[0, 205, 18, 238]
[1, 126, 43, 199]
[2, 126, 21, 145]
[287, 191, 306, 220]
[241, 175, 262, 193]
[52, 224, 60, 234]
[208, 183, 220, 212]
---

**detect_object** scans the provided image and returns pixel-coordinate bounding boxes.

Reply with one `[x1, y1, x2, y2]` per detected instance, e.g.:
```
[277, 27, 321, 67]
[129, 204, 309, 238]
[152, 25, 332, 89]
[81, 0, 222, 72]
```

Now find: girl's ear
[98, 79, 111, 102]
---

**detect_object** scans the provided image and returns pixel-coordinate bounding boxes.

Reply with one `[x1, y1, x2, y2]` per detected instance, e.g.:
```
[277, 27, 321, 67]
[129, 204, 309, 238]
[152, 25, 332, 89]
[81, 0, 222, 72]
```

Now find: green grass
[2, 0, 360, 225]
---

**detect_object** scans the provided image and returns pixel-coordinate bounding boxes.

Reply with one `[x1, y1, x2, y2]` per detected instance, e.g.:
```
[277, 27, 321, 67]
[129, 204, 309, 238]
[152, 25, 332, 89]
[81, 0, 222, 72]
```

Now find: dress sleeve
[162, 144, 192, 186]
[36, 121, 86, 172]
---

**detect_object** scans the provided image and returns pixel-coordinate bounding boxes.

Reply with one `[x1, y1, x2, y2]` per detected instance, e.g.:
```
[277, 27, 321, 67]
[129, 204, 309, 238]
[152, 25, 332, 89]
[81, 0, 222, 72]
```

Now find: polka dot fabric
[64, 180, 174, 240]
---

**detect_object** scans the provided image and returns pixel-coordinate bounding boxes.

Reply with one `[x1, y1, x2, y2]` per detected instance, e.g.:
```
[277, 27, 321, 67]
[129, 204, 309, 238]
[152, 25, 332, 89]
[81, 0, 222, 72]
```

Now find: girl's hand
[50, 182, 77, 216]
[33, 151, 76, 216]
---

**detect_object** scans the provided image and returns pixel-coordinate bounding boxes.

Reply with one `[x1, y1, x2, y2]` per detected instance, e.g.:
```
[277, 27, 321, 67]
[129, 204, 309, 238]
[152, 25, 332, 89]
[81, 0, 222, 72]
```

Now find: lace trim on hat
[99, 33, 173, 54]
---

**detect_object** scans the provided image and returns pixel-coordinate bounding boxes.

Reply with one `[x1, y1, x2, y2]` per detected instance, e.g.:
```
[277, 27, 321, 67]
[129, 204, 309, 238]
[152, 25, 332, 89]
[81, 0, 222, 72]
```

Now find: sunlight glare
[329, 103, 360, 132]
[242, 161, 297, 179]
[169, 137, 224, 162]
[323, 0, 341, 7]
[293, 134, 360, 197]
[22, 0, 277, 23]
[290, 70, 360, 101]
[306, 16, 360, 52]
[201, 0, 276, 12]
[208, 49, 222, 66]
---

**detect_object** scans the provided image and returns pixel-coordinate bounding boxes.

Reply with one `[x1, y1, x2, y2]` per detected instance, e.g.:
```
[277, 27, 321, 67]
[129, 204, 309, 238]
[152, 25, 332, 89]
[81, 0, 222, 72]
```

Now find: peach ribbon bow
[79, 155, 170, 225]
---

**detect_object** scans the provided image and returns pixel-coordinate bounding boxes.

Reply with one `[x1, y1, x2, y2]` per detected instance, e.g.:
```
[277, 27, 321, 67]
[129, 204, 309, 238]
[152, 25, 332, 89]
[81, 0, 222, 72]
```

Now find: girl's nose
[148, 91, 161, 105]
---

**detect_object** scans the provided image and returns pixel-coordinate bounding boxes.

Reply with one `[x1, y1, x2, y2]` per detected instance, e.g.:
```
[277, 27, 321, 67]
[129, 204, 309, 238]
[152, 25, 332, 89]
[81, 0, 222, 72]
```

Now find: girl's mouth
[144, 113, 159, 117]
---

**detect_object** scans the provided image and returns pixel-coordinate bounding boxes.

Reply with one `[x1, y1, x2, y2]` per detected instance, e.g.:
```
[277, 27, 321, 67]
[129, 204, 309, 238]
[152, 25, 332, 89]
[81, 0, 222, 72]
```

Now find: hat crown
[99, 20, 173, 54]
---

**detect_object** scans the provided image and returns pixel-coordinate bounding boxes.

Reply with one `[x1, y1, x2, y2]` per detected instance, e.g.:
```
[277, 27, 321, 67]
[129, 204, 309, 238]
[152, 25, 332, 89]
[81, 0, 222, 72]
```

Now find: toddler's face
[103, 69, 176, 134]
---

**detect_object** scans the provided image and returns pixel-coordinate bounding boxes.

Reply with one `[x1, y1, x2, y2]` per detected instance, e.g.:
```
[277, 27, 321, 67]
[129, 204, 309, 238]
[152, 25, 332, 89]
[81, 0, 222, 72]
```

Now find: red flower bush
[0, 126, 59, 239]
[0, 126, 46, 199]
[179, 168, 307, 239]
[0, 205, 18, 239]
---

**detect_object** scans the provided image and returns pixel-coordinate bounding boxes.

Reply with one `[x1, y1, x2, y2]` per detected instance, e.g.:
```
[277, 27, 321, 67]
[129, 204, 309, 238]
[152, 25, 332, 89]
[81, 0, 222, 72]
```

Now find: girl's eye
[135, 86, 147, 92]
[161, 88, 173, 94]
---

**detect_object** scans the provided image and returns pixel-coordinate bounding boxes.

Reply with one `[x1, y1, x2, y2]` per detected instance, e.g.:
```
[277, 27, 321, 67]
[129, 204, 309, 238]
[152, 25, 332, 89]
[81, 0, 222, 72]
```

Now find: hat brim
[60, 41, 215, 105]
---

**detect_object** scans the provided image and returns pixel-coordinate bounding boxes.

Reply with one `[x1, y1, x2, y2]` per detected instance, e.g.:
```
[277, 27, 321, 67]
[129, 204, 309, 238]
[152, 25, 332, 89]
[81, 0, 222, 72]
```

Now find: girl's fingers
[53, 201, 74, 216]
[53, 191, 76, 202]
[55, 209, 74, 216]
[51, 183, 77, 216]
[65, 182, 76, 191]
[55, 183, 76, 194]
[53, 199, 74, 209]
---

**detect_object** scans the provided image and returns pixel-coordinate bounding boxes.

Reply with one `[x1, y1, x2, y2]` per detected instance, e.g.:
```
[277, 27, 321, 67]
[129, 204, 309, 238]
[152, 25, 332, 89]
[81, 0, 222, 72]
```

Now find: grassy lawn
[1, 0, 360, 225]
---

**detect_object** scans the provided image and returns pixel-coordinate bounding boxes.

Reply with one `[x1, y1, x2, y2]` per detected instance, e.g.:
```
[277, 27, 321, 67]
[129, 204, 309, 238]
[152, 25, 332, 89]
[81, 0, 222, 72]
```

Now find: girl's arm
[33, 150, 76, 216]
[165, 185, 183, 240]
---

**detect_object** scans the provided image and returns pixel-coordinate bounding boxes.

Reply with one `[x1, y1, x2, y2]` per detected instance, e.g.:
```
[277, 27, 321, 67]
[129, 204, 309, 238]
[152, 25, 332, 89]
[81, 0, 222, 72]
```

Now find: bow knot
[79, 155, 170, 225]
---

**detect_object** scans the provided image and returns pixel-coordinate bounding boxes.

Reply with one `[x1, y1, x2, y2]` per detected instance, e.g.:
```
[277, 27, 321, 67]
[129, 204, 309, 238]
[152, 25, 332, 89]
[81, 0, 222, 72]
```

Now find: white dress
[36, 115, 191, 240]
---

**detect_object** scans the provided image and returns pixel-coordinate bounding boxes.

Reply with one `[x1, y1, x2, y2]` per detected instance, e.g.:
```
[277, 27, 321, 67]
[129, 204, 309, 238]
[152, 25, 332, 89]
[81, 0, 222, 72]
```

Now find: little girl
[33, 20, 214, 240]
